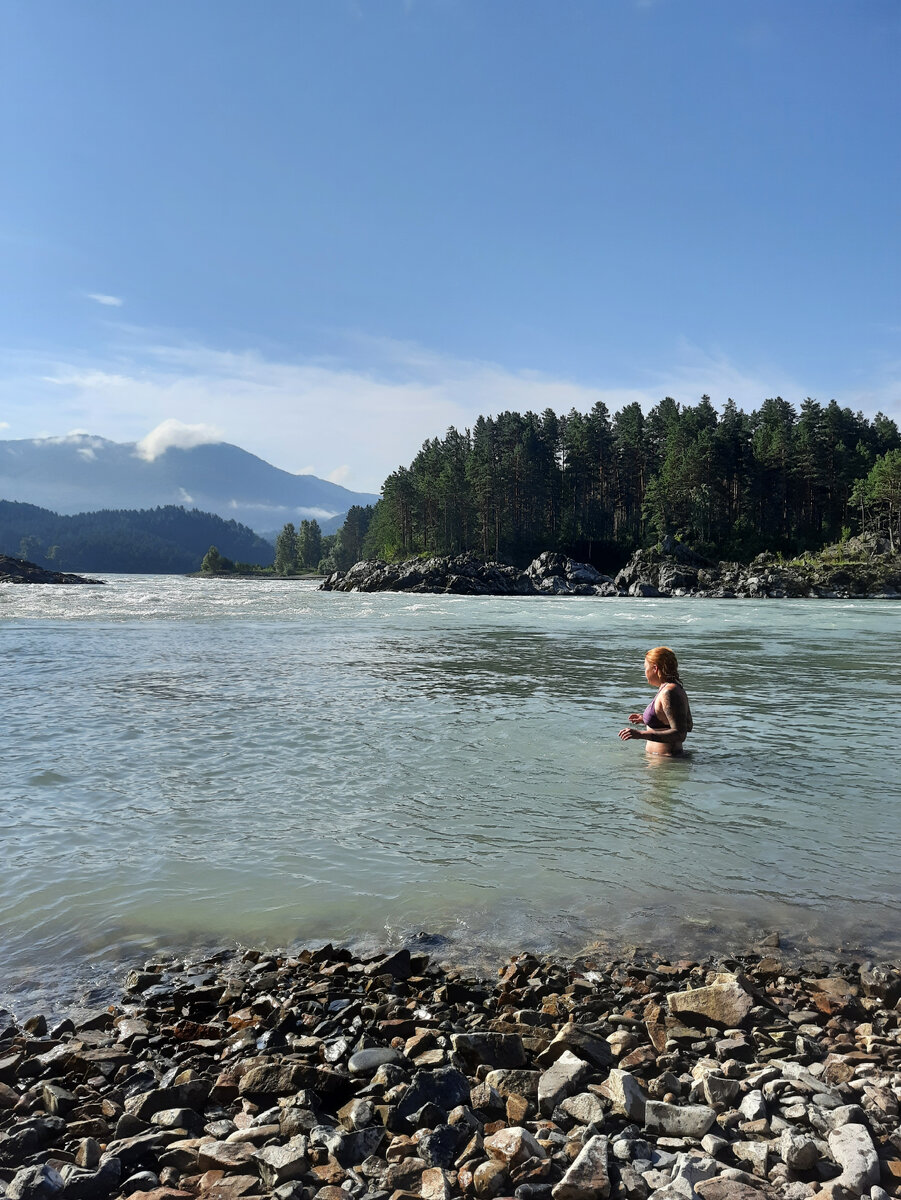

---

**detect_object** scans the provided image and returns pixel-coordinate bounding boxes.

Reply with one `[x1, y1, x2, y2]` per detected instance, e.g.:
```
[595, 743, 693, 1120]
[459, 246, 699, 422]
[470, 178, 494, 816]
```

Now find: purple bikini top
[643, 682, 682, 729]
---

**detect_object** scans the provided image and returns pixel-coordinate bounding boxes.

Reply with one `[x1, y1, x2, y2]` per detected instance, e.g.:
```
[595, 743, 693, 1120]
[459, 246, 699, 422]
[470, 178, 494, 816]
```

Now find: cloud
[33, 432, 105, 447]
[77, 447, 96, 460]
[86, 293, 124, 307]
[177, 487, 194, 504]
[0, 422, 9, 432]
[3, 330, 898, 494]
[226, 500, 339, 520]
[134, 419, 225, 461]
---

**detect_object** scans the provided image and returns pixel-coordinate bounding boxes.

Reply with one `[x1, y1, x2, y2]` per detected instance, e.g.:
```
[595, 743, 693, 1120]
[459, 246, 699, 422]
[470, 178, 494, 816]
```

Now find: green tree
[274, 522, 298, 573]
[851, 449, 901, 550]
[201, 545, 223, 572]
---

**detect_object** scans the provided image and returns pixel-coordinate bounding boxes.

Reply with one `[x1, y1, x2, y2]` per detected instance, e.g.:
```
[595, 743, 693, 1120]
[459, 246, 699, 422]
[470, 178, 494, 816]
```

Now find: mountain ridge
[0, 434, 379, 535]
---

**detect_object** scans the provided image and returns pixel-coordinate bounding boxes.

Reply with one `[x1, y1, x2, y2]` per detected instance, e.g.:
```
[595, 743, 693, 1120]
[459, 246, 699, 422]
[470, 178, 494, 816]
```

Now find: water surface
[2, 576, 899, 1013]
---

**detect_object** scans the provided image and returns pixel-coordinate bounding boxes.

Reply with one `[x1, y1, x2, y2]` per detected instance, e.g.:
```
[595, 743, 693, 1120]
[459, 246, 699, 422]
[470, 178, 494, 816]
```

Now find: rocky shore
[0, 557, 105, 585]
[2, 942, 900, 1200]
[320, 538, 900, 600]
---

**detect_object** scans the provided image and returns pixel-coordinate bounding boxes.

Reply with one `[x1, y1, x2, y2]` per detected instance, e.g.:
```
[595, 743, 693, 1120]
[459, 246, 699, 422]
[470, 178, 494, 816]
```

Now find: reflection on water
[1, 577, 900, 1013]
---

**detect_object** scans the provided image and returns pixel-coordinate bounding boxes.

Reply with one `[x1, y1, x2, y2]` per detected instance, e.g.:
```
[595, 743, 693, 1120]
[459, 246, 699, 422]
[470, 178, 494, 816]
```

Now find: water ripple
[2, 577, 900, 1012]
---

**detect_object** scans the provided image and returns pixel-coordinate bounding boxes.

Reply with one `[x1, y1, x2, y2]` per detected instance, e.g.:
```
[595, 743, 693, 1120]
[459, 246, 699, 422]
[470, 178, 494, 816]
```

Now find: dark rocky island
[0, 941, 899, 1200]
[0, 556, 105, 585]
[321, 537, 901, 600]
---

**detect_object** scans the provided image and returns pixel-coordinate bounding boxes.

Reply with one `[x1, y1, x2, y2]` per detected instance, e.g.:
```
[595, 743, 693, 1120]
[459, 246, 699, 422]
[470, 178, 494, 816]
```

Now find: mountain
[0, 500, 275, 574]
[0, 435, 379, 535]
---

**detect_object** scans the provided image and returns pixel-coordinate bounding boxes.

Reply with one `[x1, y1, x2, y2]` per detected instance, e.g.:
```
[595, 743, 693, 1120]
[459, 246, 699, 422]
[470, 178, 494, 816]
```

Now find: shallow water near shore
[2, 576, 900, 1015]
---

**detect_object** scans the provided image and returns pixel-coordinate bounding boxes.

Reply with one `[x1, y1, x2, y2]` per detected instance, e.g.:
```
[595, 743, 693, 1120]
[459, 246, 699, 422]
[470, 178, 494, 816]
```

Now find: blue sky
[1, 0, 898, 493]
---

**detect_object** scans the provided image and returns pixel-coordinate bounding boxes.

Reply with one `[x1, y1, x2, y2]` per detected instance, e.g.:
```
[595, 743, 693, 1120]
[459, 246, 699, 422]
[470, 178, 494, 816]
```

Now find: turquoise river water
[2, 576, 899, 1014]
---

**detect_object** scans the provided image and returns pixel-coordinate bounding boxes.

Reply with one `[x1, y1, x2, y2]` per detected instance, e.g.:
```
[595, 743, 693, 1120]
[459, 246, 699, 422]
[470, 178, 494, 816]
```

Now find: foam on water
[2, 575, 900, 1015]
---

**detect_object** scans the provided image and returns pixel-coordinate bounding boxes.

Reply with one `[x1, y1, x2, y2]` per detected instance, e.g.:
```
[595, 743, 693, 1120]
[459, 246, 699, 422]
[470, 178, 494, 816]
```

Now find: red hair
[645, 646, 680, 682]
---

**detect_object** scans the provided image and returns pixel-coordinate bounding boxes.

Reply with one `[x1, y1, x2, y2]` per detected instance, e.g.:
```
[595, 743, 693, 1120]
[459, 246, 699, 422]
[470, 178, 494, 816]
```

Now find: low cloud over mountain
[0, 433, 379, 535]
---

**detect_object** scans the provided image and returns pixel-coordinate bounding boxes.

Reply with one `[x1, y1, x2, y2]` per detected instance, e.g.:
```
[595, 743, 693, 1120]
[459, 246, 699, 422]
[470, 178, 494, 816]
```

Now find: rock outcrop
[321, 536, 901, 600]
[0, 556, 104, 585]
[320, 552, 617, 597]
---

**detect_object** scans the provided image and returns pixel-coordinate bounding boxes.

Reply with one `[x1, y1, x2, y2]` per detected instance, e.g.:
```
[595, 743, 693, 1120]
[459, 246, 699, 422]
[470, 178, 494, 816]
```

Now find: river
[2, 576, 899, 1015]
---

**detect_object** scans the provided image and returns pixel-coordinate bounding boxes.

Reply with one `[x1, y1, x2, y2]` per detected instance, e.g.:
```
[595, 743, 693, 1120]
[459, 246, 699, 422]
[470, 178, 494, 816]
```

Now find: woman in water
[618, 646, 693, 756]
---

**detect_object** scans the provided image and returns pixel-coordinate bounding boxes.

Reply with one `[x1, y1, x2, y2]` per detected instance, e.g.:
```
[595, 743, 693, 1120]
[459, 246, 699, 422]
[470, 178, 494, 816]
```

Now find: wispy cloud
[2, 330, 898, 494]
[135, 419, 225, 461]
[0, 421, 9, 432]
[85, 292, 124, 307]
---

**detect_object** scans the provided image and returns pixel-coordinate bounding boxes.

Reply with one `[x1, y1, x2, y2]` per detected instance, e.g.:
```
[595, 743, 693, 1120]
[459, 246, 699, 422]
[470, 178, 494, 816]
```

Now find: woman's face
[644, 657, 660, 686]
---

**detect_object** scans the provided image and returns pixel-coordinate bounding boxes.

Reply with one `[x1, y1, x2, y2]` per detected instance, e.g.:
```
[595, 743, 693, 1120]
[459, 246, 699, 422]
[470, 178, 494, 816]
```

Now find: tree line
[0, 501, 274, 574]
[347, 397, 900, 566]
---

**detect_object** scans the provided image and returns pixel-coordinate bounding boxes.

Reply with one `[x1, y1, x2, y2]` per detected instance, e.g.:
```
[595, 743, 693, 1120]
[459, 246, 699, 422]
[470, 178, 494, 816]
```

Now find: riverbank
[320, 537, 901, 599]
[1, 940, 899, 1200]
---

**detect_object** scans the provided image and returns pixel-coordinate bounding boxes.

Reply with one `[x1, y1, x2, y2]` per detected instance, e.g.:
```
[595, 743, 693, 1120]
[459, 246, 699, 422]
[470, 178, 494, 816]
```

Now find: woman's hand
[619, 727, 642, 740]
[628, 713, 643, 724]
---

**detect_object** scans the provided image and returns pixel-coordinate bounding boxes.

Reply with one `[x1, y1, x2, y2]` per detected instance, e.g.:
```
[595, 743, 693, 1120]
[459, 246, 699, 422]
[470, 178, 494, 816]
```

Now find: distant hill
[0, 435, 379, 535]
[0, 500, 275, 574]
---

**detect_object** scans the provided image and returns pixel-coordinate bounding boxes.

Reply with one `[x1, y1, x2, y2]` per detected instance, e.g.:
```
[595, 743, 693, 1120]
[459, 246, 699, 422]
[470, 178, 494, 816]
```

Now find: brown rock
[551, 1133, 610, 1200]
[619, 1044, 658, 1073]
[644, 1002, 668, 1054]
[421, 1167, 454, 1200]
[203, 1176, 261, 1199]
[506, 1093, 532, 1124]
[127, 1191, 195, 1200]
[473, 1159, 508, 1197]
[483, 1126, 546, 1167]
[197, 1140, 258, 1173]
[667, 973, 754, 1028]
[384, 1156, 428, 1192]
[695, 1181, 768, 1199]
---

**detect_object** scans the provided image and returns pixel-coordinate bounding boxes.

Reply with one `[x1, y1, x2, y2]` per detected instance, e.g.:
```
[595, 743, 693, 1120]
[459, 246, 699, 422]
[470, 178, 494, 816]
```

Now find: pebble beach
[1, 939, 900, 1200]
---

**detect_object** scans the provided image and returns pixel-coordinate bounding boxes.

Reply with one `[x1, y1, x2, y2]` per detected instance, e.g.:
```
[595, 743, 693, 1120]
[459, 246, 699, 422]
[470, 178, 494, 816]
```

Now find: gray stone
[644, 1101, 717, 1139]
[732, 1141, 769, 1176]
[828, 1125, 880, 1195]
[58, 1158, 122, 1200]
[254, 1144, 310, 1189]
[451, 1032, 527, 1070]
[779, 1128, 819, 1170]
[559, 1091, 607, 1126]
[536, 1024, 614, 1071]
[418, 1123, 464, 1168]
[347, 1047, 405, 1075]
[312, 1123, 386, 1167]
[701, 1134, 729, 1158]
[6, 1166, 65, 1200]
[538, 1049, 590, 1115]
[670, 1152, 720, 1193]
[150, 1106, 204, 1133]
[41, 1083, 78, 1115]
[396, 1066, 473, 1119]
[738, 1090, 766, 1122]
[667, 974, 754, 1028]
[484, 1068, 540, 1099]
[605, 1069, 647, 1122]
[552, 1133, 610, 1200]
[702, 1075, 741, 1108]
[99, 1130, 165, 1167]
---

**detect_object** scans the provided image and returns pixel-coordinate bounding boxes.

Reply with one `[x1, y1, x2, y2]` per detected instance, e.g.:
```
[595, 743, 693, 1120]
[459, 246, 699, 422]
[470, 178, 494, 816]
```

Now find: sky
[0, 0, 898, 494]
